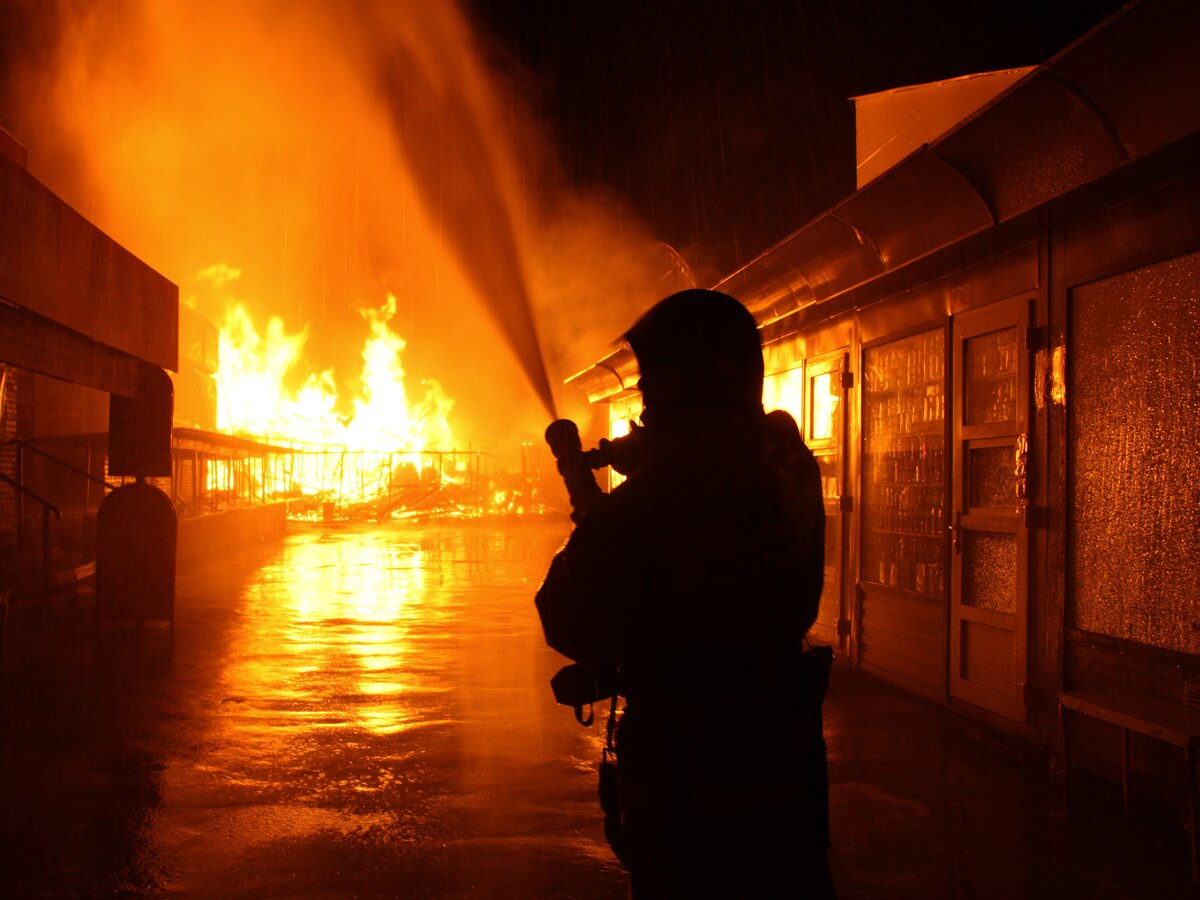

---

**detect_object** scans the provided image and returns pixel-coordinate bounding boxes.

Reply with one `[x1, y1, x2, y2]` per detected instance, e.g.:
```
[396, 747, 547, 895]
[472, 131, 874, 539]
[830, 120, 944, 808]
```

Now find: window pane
[963, 531, 1016, 613]
[861, 328, 946, 595]
[815, 452, 838, 499]
[763, 366, 804, 426]
[810, 371, 839, 442]
[969, 445, 1013, 508]
[1071, 251, 1200, 654]
[965, 327, 1017, 425]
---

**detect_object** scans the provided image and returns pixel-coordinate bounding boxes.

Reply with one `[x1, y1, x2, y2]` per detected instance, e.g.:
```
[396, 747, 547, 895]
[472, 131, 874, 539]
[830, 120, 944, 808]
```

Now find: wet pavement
[824, 665, 1198, 899]
[3, 521, 625, 898]
[1, 519, 1197, 898]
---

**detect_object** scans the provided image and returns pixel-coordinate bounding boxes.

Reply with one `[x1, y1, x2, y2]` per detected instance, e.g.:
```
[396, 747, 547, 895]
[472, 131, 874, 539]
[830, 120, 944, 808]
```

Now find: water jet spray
[363, 11, 559, 421]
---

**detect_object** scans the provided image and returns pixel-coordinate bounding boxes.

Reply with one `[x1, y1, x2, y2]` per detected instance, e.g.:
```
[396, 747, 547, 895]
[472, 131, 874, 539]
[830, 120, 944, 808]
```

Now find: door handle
[949, 510, 962, 554]
[1014, 433, 1029, 502]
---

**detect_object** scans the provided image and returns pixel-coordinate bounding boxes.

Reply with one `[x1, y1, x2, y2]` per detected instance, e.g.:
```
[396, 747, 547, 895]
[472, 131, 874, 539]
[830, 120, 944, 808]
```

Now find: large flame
[215, 284, 452, 454]
[202, 267, 465, 516]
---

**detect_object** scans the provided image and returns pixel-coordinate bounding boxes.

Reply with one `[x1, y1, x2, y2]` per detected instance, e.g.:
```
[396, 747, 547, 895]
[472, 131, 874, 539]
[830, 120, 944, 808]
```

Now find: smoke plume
[1, 0, 680, 450]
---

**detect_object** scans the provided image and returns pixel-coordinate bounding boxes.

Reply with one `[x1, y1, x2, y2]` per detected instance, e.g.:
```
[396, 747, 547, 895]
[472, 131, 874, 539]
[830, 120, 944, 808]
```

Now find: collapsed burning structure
[180, 288, 529, 524]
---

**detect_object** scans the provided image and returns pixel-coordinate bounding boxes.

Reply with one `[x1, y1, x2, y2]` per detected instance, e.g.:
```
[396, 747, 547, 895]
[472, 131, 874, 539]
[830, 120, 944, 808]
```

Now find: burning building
[569, 0, 1200, 873]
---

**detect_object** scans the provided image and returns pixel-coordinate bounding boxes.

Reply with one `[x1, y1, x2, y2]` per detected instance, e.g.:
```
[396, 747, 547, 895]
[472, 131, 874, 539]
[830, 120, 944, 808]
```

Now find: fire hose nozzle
[546, 419, 646, 478]
[544, 419, 602, 522]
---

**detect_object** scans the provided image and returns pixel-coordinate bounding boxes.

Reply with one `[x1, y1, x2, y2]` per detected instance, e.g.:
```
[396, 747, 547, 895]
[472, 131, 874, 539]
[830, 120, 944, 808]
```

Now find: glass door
[858, 327, 947, 699]
[950, 297, 1031, 721]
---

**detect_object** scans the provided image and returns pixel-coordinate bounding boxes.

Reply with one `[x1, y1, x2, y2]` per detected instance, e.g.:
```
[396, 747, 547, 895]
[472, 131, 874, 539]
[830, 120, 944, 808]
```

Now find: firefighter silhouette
[538, 289, 834, 898]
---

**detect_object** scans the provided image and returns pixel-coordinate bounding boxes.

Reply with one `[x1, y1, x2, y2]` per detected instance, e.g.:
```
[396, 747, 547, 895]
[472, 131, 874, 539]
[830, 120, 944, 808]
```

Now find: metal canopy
[568, 0, 1200, 403]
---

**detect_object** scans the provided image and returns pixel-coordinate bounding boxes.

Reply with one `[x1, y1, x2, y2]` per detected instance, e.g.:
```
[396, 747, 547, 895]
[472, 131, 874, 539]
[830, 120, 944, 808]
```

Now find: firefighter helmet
[625, 289, 763, 421]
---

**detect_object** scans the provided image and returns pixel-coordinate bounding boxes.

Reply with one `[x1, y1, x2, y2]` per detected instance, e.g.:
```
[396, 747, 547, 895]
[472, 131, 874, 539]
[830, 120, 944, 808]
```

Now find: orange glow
[21, 1, 677, 455]
[764, 367, 806, 427]
[810, 371, 840, 442]
[236, 530, 437, 736]
[198, 264, 463, 511]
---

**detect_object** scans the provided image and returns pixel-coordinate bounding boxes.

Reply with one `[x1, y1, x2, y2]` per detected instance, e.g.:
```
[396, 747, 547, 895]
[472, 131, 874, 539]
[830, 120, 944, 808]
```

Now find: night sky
[467, 0, 1127, 277]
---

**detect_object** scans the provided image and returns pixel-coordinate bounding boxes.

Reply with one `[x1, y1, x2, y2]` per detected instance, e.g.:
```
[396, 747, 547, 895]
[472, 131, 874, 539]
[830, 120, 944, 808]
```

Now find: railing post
[15, 441, 24, 566]
[41, 504, 50, 597]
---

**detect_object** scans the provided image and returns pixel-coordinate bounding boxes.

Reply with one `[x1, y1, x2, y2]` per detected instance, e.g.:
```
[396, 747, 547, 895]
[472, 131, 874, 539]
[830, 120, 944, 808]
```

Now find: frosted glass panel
[1071, 251, 1200, 654]
[963, 531, 1016, 613]
[969, 446, 1013, 508]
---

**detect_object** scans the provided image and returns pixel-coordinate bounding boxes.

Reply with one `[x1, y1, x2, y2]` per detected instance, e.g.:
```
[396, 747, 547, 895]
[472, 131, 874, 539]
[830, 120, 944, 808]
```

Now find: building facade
[568, 0, 1200, 770]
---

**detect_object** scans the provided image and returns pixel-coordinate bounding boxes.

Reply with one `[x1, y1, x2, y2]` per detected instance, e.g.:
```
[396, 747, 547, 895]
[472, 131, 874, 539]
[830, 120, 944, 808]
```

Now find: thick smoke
[0, 0, 677, 450]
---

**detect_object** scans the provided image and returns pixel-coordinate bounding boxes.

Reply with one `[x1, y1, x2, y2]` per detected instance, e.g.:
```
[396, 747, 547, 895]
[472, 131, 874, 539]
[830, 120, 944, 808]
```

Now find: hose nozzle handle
[544, 419, 601, 522]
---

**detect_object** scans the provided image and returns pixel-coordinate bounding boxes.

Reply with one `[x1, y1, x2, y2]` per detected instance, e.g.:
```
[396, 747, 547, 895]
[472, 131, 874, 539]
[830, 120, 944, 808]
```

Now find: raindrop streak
[361, 11, 558, 421]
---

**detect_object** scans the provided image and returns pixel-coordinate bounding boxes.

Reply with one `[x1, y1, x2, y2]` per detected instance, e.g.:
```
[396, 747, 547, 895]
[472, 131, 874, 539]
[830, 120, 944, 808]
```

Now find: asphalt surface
[2, 519, 1196, 897]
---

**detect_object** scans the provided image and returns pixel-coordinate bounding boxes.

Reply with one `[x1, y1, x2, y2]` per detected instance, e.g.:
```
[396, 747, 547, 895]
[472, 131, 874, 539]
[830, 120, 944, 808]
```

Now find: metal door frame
[949, 295, 1032, 721]
[805, 349, 848, 646]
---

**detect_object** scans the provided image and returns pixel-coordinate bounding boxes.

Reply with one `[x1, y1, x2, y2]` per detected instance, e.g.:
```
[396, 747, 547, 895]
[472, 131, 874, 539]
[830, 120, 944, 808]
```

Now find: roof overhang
[0, 298, 167, 401]
[717, 0, 1199, 324]
[569, 0, 1200, 403]
[0, 151, 178, 378]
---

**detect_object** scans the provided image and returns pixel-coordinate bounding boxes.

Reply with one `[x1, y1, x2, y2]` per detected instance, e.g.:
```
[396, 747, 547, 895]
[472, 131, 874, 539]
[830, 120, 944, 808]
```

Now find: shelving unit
[861, 328, 946, 597]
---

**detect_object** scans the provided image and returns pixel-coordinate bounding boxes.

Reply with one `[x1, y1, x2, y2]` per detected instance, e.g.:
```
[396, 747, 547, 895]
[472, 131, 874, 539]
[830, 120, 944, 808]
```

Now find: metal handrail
[0, 470, 61, 596]
[6, 438, 115, 492]
[0, 471, 61, 519]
